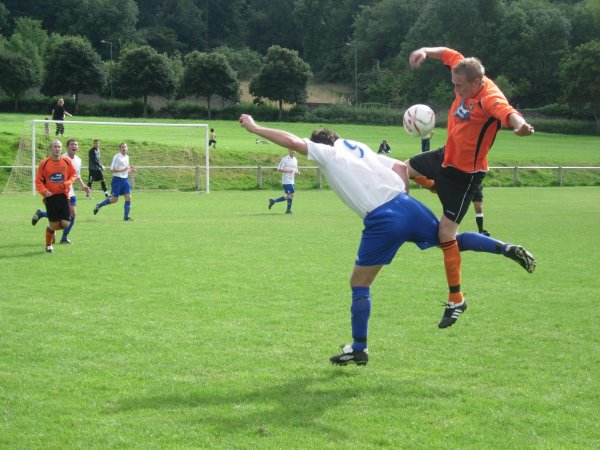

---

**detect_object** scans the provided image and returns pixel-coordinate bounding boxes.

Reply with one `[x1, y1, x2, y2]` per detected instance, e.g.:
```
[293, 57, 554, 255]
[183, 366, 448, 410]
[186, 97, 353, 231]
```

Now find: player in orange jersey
[34, 139, 77, 253]
[405, 47, 535, 328]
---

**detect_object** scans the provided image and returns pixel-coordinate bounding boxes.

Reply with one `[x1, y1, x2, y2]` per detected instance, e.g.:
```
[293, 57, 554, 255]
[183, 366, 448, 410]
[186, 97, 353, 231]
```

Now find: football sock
[440, 239, 462, 303]
[275, 196, 285, 203]
[45, 227, 54, 246]
[98, 198, 111, 208]
[101, 181, 108, 192]
[62, 217, 75, 238]
[286, 198, 293, 211]
[38, 210, 48, 219]
[475, 213, 484, 232]
[456, 232, 502, 254]
[124, 200, 131, 219]
[350, 286, 371, 352]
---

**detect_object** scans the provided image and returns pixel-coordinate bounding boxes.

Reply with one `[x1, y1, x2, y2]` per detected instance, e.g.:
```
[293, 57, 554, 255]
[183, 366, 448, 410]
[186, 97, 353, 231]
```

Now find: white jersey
[64, 153, 82, 197]
[305, 138, 406, 218]
[278, 155, 298, 185]
[111, 152, 130, 179]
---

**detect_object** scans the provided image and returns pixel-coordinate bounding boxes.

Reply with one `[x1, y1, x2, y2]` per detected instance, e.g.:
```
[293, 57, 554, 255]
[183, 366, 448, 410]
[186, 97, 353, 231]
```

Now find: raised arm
[409, 47, 447, 68]
[239, 114, 308, 156]
[508, 113, 535, 136]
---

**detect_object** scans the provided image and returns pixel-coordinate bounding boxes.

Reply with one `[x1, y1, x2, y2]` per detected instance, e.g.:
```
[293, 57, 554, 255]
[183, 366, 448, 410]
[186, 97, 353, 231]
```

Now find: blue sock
[351, 286, 371, 352]
[286, 198, 293, 211]
[98, 198, 111, 208]
[456, 231, 502, 254]
[275, 196, 285, 203]
[62, 217, 74, 239]
[39, 210, 48, 219]
[124, 200, 131, 219]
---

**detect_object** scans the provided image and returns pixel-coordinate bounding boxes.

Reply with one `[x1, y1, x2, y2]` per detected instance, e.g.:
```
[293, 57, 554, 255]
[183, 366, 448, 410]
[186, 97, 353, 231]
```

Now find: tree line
[0, 0, 598, 122]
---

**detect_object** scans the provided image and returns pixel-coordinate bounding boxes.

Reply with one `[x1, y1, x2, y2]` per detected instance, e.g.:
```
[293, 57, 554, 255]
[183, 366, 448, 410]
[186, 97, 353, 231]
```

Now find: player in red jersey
[34, 139, 77, 253]
[405, 47, 535, 328]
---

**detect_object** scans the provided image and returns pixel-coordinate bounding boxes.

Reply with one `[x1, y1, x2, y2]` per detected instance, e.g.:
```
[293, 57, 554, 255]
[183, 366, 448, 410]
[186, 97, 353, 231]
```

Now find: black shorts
[45, 193, 70, 222]
[409, 147, 486, 224]
[472, 183, 484, 202]
[89, 169, 105, 182]
[55, 122, 64, 134]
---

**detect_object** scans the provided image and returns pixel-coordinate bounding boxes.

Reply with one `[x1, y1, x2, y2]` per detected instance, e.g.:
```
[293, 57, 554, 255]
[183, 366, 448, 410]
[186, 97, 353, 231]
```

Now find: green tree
[41, 35, 104, 113]
[0, 2, 9, 35]
[0, 51, 40, 110]
[180, 50, 240, 119]
[249, 45, 312, 120]
[560, 40, 600, 127]
[3, 17, 49, 76]
[213, 45, 263, 80]
[113, 45, 175, 117]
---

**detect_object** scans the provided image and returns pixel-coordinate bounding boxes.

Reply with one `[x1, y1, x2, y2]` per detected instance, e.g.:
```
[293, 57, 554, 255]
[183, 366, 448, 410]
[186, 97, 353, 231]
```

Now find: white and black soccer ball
[403, 104, 435, 137]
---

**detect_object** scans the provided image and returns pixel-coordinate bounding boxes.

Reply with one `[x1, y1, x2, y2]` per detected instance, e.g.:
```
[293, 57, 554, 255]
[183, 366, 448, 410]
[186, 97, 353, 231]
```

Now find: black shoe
[285, 210, 292, 214]
[438, 300, 468, 329]
[505, 244, 536, 273]
[124, 217, 133, 221]
[93, 205, 100, 215]
[32, 209, 43, 226]
[330, 344, 368, 366]
[480, 229, 490, 237]
[268, 199, 275, 210]
[45, 245, 53, 253]
[60, 238, 72, 244]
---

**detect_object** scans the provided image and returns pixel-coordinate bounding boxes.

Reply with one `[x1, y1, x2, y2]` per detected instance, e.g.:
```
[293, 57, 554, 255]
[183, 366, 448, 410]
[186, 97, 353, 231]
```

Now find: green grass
[1, 188, 599, 449]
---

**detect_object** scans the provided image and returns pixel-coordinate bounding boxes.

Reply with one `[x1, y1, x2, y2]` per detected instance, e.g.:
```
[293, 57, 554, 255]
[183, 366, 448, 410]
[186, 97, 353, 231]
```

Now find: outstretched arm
[508, 113, 535, 136]
[409, 47, 447, 68]
[239, 114, 308, 156]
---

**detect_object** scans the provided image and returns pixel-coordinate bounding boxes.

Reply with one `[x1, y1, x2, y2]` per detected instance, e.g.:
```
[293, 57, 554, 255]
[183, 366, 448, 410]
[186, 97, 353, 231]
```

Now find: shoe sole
[331, 360, 368, 366]
[439, 302, 467, 328]
[515, 247, 536, 273]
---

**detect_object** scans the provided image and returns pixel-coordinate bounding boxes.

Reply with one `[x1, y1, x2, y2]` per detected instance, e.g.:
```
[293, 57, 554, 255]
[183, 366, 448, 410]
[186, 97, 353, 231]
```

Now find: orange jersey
[442, 49, 519, 172]
[35, 156, 76, 197]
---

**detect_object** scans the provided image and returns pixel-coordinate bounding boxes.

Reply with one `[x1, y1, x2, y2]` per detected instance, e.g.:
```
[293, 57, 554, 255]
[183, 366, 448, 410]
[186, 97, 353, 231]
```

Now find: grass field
[1, 188, 599, 449]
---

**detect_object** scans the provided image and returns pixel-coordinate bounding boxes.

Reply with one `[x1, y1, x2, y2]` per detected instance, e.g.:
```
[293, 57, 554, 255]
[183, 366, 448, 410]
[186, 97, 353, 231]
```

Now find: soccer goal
[4, 119, 210, 195]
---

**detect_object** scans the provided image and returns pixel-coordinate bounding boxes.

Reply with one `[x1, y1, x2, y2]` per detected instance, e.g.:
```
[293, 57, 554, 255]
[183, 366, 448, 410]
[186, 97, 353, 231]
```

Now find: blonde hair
[452, 57, 485, 82]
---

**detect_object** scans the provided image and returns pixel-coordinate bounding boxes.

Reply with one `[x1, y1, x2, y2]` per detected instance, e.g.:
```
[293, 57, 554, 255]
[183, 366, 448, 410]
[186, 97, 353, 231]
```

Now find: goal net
[4, 119, 209, 195]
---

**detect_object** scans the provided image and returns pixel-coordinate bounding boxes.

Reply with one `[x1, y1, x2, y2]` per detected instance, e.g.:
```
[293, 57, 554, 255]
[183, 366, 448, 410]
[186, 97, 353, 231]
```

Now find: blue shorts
[69, 195, 77, 206]
[111, 177, 131, 197]
[283, 184, 295, 195]
[355, 193, 440, 266]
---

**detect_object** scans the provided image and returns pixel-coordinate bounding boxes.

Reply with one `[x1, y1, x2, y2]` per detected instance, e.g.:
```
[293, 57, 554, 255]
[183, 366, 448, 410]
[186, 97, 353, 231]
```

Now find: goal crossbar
[29, 120, 210, 195]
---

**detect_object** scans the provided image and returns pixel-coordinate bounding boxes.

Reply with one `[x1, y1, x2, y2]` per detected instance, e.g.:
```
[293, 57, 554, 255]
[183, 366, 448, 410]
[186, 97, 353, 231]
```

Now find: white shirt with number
[64, 153, 82, 197]
[278, 155, 298, 185]
[305, 138, 406, 219]
[111, 152, 130, 179]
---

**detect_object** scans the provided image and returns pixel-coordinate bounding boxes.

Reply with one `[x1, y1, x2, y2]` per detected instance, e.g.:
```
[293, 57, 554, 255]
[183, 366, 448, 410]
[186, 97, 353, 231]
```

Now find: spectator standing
[51, 98, 72, 136]
[377, 140, 391, 154]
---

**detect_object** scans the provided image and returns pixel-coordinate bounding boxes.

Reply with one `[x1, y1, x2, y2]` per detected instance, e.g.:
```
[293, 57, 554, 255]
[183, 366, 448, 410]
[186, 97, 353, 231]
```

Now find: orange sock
[45, 227, 55, 246]
[440, 239, 463, 304]
[413, 176, 436, 193]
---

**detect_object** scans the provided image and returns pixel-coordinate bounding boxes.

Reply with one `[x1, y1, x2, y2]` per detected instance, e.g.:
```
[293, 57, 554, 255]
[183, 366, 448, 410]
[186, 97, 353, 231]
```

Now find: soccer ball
[403, 104, 435, 137]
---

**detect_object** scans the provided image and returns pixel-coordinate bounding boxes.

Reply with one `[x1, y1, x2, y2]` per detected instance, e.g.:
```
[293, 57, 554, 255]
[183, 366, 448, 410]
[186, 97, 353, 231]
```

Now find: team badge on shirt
[454, 101, 471, 121]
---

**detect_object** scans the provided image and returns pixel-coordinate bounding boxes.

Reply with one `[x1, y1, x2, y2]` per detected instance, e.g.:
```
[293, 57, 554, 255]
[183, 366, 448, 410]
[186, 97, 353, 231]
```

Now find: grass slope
[1, 188, 599, 449]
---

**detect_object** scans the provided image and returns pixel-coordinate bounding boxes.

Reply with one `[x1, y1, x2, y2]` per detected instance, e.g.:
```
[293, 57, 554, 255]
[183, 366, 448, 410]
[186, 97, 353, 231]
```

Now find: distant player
[208, 128, 217, 148]
[93, 143, 135, 221]
[268, 148, 300, 214]
[87, 139, 109, 198]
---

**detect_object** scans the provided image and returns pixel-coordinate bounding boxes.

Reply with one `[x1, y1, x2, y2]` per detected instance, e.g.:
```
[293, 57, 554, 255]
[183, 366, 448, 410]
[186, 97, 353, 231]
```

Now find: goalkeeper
[239, 114, 536, 366]
[86, 139, 109, 198]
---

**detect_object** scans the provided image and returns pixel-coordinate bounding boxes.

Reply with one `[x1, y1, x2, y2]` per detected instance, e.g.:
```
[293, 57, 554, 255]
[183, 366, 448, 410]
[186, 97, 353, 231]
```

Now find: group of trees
[0, 0, 598, 121]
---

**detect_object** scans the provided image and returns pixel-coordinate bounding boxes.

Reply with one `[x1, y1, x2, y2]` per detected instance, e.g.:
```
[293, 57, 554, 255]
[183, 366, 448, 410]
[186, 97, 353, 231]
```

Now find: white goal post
[23, 119, 210, 195]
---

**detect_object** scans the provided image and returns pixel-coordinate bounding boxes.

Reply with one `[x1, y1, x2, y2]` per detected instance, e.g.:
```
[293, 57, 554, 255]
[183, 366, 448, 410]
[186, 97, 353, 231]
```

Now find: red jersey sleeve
[441, 48, 464, 69]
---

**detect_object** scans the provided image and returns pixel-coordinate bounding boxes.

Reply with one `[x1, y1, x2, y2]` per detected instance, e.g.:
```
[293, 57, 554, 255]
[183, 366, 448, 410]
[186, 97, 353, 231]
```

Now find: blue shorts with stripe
[111, 177, 131, 197]
[355, 193, 440, 267]
[283, 184, 295, 194]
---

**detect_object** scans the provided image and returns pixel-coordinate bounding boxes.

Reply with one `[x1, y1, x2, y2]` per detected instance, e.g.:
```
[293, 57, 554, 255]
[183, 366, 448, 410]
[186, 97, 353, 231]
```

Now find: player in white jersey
[239, 114, 536, 366]
[268, 149, 300, 214]
[31, 139, 91, 244]
[93, 143, 136, 221]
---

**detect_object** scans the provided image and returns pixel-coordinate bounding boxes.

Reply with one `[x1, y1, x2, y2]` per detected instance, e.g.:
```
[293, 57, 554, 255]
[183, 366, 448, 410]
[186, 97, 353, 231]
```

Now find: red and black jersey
[442, 49, 520, 173]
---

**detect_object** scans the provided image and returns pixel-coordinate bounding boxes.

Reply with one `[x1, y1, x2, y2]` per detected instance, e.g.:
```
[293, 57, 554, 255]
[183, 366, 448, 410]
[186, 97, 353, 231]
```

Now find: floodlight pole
[100, 40, 113, 98]
[346, 42, 358, 107]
